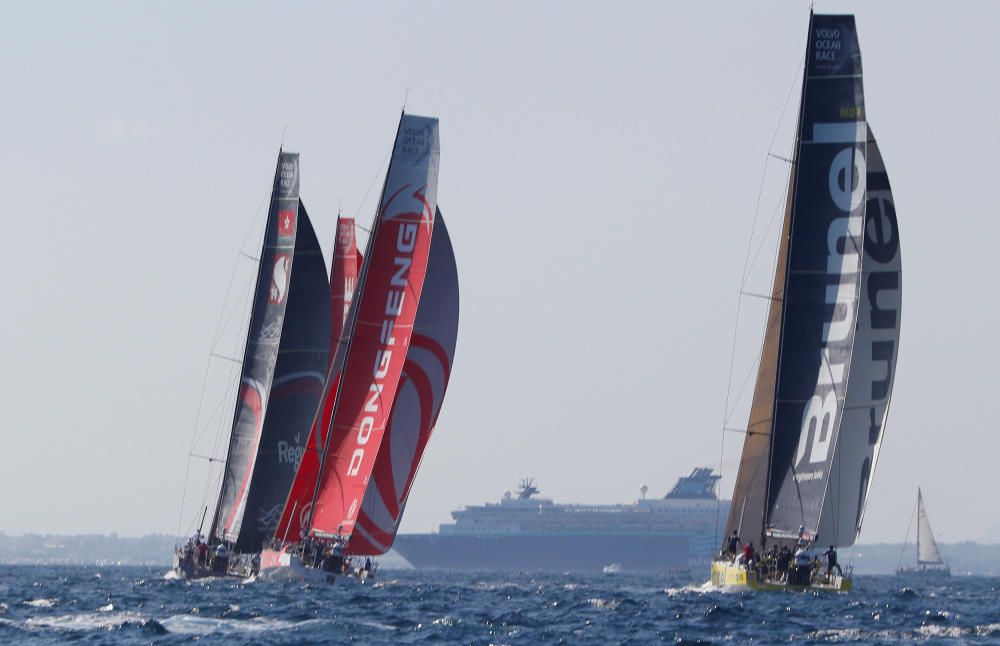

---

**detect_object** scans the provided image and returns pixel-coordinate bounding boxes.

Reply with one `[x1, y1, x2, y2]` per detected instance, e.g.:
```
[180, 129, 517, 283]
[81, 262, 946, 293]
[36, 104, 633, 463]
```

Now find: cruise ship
[393, 468, 730, 572]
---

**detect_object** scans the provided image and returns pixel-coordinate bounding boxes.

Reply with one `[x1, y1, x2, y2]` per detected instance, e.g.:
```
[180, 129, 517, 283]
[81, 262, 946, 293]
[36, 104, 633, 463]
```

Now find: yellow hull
[710, 560, 851, 592]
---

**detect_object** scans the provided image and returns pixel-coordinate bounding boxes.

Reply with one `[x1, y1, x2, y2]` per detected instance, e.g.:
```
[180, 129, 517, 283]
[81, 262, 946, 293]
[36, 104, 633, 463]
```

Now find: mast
[231, 201, 330, 552]
[722, 13, 810, 551]
[304, 113, 406, 532]
[209, 151, 301, 544]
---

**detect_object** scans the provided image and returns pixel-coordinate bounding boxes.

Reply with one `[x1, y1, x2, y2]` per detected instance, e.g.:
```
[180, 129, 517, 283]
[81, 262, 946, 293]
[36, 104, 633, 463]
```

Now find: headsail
[917, 489, 945, 566]
[764, 13, 868, 542]
[231, 202, 331, 552]
[818, 125, 901, 546]
[348, 208, 459, 555]
[211, 152, 303, 544]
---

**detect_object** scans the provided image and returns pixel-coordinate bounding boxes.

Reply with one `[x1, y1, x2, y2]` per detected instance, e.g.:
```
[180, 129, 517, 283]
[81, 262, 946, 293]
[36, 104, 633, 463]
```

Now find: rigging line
[895, 494, 919, 572]
[175, 183, 271, 541]
[720, 50, 806, 443]
[200, 266, 257, 530]
[351, 119, 395, 237]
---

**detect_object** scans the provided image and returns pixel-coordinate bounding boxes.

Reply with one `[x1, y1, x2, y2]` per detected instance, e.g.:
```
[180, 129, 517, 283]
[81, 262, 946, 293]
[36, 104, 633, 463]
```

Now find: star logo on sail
[268, 254, 291, 304]
[278, 209, 296, 237]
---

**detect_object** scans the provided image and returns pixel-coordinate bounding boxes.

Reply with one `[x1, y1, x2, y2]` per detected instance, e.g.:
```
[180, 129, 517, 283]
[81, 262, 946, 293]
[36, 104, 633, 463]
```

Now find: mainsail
[817, 125, 901, 546]
[276, 113, 441, 542]
[273, 216, 361, 542]
[211, 152, 304, 545]
[348, 209, 459, 555]
[762, 12, 867, 541]
[309, 113, 440, 539]
[232, 201, 331, 552]
[917, 489, 945, 566]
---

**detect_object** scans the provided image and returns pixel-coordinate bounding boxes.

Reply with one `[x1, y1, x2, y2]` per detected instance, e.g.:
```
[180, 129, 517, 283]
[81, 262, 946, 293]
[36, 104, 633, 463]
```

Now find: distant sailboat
[897, 489, 950, 577]
[173, 152, 331, 579]
[711, 11, 902, 592]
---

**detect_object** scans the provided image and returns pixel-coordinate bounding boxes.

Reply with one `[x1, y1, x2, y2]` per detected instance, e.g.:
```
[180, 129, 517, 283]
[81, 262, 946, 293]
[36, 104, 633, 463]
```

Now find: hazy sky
[1, 1, 997, 545]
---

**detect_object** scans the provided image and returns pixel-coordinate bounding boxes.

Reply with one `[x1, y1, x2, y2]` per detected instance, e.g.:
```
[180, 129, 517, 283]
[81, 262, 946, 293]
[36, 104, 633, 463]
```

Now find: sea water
[0, 565, 997, 644]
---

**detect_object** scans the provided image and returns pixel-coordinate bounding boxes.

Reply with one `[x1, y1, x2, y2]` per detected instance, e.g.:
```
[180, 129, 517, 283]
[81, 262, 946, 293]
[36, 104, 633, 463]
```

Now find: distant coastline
[1, 533, 997, 575]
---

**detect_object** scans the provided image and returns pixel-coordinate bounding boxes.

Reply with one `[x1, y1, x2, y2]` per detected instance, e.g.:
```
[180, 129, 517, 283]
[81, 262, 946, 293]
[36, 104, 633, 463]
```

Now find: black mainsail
[210, 153, 329, 549]
[233, 201, 331, 551]
[724, 13, 900, 550]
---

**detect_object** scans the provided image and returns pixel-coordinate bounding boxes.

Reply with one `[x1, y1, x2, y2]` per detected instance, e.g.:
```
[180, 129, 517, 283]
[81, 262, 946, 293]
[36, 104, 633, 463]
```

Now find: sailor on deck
[727, 530, 742, 559]
[823, 546, 843, 577]
[790, 545, 812, 585]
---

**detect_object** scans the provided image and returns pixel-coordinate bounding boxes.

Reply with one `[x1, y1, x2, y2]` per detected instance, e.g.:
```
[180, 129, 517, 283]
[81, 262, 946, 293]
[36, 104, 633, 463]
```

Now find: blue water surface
[0, 565, 996, 644]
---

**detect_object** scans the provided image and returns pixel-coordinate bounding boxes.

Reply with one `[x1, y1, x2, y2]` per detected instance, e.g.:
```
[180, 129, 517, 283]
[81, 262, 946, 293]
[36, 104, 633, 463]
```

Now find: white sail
[917, 489, 944, 565]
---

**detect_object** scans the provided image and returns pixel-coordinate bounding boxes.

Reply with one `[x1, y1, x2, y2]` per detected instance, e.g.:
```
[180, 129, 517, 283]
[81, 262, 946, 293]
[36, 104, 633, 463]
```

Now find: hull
[258, 547, 369, 584]
[896, 566, 951, 578]
[393, 533, 697, 572]
[710, 560, 852, 592]
[171, 548, 252, 580]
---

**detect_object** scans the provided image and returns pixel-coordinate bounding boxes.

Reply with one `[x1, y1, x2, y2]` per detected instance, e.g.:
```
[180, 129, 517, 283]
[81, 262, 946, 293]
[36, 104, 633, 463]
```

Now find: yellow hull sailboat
[710, 11, 901, 593]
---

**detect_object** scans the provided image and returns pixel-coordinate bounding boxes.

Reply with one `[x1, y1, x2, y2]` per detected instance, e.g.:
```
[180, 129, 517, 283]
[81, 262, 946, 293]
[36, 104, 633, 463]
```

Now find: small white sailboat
[896, 489, 950, 577]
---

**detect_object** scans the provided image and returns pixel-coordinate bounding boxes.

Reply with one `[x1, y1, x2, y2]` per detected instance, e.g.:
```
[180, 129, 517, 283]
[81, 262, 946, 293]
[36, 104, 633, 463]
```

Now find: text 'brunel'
[795, 141, 866, 473]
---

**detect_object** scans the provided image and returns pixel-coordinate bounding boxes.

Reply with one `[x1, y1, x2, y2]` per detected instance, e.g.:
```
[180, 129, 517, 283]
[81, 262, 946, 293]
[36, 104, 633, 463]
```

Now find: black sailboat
[174, 152, 331, 578]
[712, 12, 902, 592]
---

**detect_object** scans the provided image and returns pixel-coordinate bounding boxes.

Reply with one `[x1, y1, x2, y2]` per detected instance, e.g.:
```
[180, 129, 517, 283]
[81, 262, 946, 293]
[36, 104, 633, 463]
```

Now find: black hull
[393, 534, 699, 572]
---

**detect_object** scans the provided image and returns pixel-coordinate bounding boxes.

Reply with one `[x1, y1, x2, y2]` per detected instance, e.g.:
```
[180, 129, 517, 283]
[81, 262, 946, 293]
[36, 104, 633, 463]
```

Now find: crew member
[823, 545, 843, 577]
[727, 530, 742, 559]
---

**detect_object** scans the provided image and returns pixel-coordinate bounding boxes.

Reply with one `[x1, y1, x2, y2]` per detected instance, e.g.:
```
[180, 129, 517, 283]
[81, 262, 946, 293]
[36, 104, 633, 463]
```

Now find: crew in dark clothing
[823, 546, 843, 576]
[778, 545, 792, 581]
[727, 530, 742, 558]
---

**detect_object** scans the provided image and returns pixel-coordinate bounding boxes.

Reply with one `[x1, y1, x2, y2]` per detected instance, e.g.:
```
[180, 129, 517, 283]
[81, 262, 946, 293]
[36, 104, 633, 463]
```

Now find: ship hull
[710, 560, 852, 592]
[393, 533, 697, 572]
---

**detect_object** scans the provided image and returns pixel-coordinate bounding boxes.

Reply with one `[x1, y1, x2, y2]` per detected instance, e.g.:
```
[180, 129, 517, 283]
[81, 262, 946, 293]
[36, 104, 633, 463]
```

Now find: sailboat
[897, 489, 950, 577]
[711, 12, 902, 592]
[260, 112, 445, 582]
[173, 152, 332, 579]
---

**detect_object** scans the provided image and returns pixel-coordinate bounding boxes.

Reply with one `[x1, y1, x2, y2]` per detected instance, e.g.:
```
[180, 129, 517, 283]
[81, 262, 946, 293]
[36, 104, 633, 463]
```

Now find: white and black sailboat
[174, 152, 331, 579]
[897, 489, 950, 577]
[712, 12, 902, 592]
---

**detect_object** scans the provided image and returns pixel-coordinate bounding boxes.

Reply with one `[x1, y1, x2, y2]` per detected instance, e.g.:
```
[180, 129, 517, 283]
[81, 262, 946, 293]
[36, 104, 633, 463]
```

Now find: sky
[0, 1, 997, 545]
